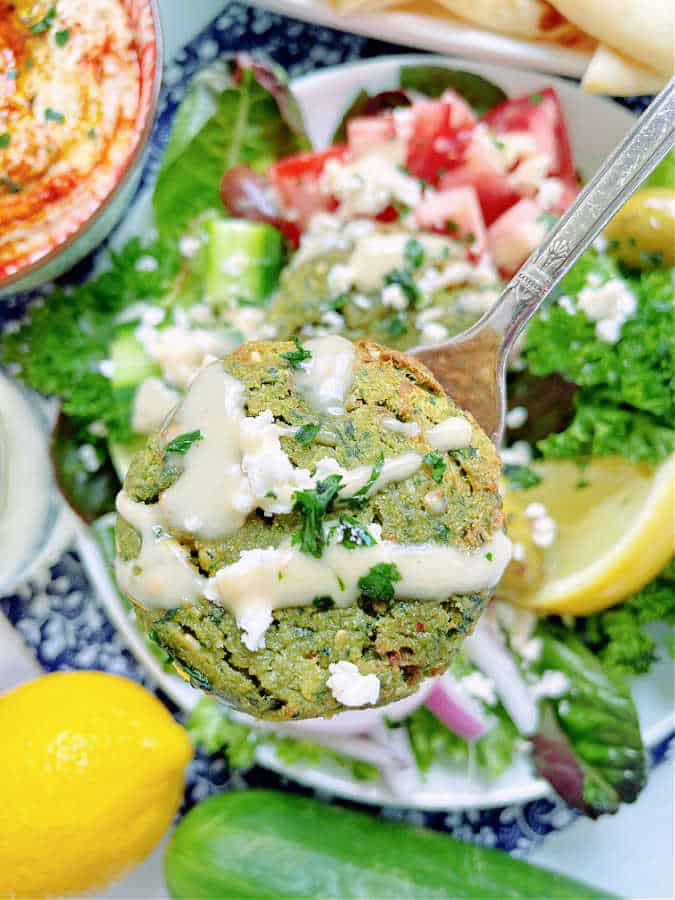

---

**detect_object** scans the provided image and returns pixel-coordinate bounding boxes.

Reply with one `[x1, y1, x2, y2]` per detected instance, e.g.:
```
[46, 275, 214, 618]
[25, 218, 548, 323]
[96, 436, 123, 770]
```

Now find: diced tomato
[439, 90, 478, 130]
[439, 168, 520, 226]
[347, 115, 397, 156]
[487, 198, 547, 276]
[415, 186, 486, 257]
[268, 145, 348, 224]
[405, 100, 473, 183]
[483, 88, 576, 183]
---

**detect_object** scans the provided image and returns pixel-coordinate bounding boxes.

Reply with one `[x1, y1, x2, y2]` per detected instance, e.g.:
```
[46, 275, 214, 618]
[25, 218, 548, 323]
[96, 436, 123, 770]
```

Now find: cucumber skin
[165, 790, 614, 900]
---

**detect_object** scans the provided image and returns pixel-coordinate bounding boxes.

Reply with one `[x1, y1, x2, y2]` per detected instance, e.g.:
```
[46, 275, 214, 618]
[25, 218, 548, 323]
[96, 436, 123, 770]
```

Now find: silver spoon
[411, 78, 674, 443]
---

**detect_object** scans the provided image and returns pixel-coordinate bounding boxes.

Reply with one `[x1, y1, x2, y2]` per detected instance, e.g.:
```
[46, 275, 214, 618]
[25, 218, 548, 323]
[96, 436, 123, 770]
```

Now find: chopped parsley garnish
[165, 429, 203, 454]
[295, 422, 321, 446]
[486, 552, 494, 561]
[1, 176, 21, 193]
[404, 237, 425, 271]
[423, 451, 447, 483]
[312, 595, 335, 610]
[45, 108, 64, 123]
[333, 516, 377, 549]
[281, 336, 311, 370]
[384, 315, 408, 338]
[433, 523, 451, 542]
[346, 453, 383, 509]
[529, 93, 544, 104]
[292, 474, 342, 558]
[446, 220, 458, 235]
[329, 294, 348, 311]
[503, 463, 542, 490]
[384, 268, 420, 306]
[30, 5, 57, 33]
[358, 562, 402, 603]
[0, 133, 9, 149]
[54, 28, 70, 46]
[87, 127, 97, 140]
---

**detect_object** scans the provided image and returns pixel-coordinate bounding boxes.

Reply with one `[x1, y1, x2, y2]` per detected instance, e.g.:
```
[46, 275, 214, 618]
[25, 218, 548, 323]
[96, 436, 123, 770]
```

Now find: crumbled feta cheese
[393, 106, 414, 142]
[525, 502, 547, 519]
[237, 605, 274, 651]
[557, 295, 576, 315]
[530, 670, 569, 700]
[510, 153, 552, 193]
[326, 661, 380, 707]
[531, 516, 556, 548]
[456, 288, 500, 315]
[179, 235, 201, 258]
[419, 322, 449, 345]
[505, 406, 528, 429]
[98, 359, 115, 379]
[327, 263, 353, 295]
[134, 254, 159, 273]
[136, 326, 233, 389]
[132, 377, 179, 435]
[351, 293, 372, 311]
[240, 410, 314, 514]
[320, 310, 345, 332]
[496, 130, 538, 169]
[320, 154, 421, 218]
[500, 441, 532, 466]
[77, 443, 101, 473]
[537, 177, 564, 210]
[577, 277, 636, 343]
[345, 233, 410, 292]
[227, 306, 275, 342]
[381, 283, 409, 310]
[461, 670, 497, 706]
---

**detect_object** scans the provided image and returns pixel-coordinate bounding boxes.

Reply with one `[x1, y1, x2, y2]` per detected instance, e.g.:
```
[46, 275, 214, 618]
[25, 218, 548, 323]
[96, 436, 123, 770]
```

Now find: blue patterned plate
[1, 5, 671, 851]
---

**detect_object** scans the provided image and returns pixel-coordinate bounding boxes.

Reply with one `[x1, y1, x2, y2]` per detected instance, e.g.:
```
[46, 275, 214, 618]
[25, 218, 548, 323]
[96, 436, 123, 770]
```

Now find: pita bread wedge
[549, 0, 674, 77]
[583, 44, 666, 96]
[332, 0, 406, 12]
[431, 0, 590, 45]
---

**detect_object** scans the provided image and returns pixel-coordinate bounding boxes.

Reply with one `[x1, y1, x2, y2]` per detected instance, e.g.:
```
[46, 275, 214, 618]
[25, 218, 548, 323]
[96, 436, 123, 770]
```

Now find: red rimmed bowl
[0, 0, 162, 298]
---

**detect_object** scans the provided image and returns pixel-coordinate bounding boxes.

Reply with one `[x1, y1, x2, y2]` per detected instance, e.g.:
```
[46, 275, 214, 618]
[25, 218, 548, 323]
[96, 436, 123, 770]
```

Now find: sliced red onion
[464, 618, 539, 736]
[424, 674, 491, 741]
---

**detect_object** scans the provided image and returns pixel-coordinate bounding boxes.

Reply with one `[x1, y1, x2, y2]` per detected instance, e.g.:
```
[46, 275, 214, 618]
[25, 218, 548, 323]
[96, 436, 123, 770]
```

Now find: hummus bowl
[0, 0, 162, 298]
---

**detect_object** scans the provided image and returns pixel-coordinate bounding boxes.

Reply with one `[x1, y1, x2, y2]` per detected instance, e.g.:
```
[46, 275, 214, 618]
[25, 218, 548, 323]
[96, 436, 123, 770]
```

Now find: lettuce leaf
[186, 699, 378, 781]
[531, 626, 647, 817]
[153, 55, 309, 241]
[399, 65, 507, 113]
[405, 704, 519, 779]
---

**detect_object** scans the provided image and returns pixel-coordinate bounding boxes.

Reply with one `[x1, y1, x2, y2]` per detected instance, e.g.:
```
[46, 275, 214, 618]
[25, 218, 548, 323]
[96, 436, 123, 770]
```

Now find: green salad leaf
[399, 65, 507, 113]
[1, 238, 179, 448]
[531, 625, 647, 818]
[575, 558, 675, 676]
[524, 252, 674, 464]
[405, 704, 519, 779]
[644, 148, 675, 189]
[153, 55, 310, 240]
[186, 699, 378, 780]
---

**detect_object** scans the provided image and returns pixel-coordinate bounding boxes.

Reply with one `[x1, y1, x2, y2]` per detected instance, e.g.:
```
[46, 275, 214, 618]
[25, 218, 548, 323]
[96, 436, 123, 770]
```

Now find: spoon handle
[487, 78, 675, 360]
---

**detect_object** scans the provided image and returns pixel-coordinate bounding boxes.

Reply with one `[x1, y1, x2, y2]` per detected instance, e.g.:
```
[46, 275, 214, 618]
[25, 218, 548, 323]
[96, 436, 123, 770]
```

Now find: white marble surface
[1, 1, 671, 897]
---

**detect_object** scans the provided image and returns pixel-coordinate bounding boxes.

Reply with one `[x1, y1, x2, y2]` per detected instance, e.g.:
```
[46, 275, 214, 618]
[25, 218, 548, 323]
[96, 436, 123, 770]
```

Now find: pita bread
[583, 44, 666, 96]
[430, 0, 589, 45]
[332, 0, 406, 13]
[549, 0, 674, 77]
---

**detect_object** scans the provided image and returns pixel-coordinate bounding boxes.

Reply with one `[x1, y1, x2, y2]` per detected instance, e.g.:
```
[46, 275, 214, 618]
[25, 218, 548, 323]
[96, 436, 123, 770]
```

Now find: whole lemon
[0, 671, 193, 898]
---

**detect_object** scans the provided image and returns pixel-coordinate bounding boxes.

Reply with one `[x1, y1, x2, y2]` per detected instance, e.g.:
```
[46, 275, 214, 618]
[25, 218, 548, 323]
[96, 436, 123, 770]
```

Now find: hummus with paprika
[0, 0, 141, 279]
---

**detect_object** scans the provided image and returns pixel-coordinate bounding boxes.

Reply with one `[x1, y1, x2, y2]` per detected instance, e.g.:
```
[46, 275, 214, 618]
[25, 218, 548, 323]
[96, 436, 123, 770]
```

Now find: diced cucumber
[203, 218, 283, 307]
[110, 330, 159, 389]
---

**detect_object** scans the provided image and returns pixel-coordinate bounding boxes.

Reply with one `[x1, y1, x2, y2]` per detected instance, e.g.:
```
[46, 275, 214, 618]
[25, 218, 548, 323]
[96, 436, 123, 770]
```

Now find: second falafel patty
[115, 336, 510, 719]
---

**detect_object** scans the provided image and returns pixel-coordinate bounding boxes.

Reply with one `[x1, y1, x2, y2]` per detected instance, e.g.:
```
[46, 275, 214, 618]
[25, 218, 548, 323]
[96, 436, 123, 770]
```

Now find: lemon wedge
[501, 455, 675, 615]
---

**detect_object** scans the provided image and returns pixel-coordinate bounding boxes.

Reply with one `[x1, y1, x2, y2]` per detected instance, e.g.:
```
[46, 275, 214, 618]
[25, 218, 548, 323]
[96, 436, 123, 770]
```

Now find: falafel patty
[115, 337, 509, 720]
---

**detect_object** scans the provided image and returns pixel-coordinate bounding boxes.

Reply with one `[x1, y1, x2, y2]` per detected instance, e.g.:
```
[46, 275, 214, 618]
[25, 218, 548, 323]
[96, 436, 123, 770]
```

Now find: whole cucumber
[165, 790, 614, 899]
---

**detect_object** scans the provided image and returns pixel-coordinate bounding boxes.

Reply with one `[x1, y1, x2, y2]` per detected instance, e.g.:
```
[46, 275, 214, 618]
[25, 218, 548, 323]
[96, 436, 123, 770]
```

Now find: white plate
[251, 0, 593, 80]
[82, 55, 674, 810]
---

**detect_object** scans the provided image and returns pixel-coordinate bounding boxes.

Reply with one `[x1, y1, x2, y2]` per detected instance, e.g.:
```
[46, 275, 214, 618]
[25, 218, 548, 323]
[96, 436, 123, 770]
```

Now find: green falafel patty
[115, 337, 510, 720]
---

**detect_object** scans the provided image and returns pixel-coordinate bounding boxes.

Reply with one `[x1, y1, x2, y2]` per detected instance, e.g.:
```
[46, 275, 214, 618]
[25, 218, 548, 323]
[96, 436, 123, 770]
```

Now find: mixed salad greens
[2, 55, 673, 819]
